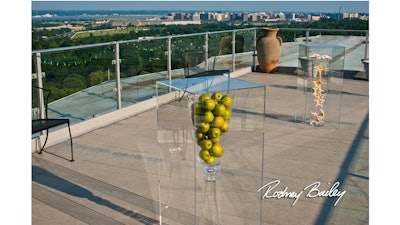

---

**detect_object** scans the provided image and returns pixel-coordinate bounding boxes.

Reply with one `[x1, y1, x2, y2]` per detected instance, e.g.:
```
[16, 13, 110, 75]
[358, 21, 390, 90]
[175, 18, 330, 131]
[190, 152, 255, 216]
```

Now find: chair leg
[67, 122, 74, 162]
[38, 129, 50, 154]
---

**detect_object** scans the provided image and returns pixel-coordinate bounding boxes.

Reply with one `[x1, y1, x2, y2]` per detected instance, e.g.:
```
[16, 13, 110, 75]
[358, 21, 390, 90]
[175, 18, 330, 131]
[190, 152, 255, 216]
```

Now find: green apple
[211, 92, 223, 101]
[210, 143, 224, 157]
[222, 109, 231, 120]
[201, 111, 214, 123]
[211, 116, 225, 128]
[205, 155, 216, 164]
[194, 102, 202, 115]
[210, 136, 220, 144]
[196, 130, 205, 139]
[213, 99, 218, 105]
[199, 149, 211, 161]
[200, 139, 213, 150]
[196, 122, 210, 133]
[201, 99, 216, 111]
[198, 93, 211, 101]
[220, 94, 233, 107]
[212, 104, 226, 116]
[220, 121, 229, 132]
[208, 127, 221, 138]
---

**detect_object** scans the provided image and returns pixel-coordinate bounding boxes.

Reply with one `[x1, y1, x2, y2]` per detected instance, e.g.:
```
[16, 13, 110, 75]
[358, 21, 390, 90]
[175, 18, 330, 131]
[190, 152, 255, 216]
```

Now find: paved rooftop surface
[32, 71, 369, 225]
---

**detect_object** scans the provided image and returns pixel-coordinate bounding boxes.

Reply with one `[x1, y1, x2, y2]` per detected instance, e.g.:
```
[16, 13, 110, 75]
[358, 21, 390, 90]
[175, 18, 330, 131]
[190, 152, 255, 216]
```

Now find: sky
[31, 0, 369, 13]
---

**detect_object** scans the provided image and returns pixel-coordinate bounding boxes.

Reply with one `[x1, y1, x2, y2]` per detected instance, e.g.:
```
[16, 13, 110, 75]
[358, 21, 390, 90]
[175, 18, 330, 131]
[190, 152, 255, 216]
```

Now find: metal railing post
[167, 36, 172, 82]
[364, 31, 369, 59]
[114, 42, 122, 109]
[205, 33, 209, 71]
[306, 29, 310, 44]
[232, 30, 236, 72]
[34, 52, 45, 119]
[253, 29, 257, 71]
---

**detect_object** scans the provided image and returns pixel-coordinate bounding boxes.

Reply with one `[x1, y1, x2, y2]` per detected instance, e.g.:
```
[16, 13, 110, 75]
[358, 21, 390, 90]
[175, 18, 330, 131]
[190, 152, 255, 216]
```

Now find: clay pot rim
[262, 27, 279, 31]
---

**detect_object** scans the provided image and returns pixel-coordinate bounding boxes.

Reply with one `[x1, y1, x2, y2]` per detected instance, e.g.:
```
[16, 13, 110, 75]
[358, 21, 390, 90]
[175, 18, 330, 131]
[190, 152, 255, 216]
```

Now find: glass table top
[157, 75, 264, 94]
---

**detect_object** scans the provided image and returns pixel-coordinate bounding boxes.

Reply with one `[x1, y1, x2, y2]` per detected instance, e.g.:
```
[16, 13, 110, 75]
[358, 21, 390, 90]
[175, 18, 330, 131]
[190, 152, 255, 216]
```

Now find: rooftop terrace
[32, 70, 368, 224]
[29, 29, 370, 224]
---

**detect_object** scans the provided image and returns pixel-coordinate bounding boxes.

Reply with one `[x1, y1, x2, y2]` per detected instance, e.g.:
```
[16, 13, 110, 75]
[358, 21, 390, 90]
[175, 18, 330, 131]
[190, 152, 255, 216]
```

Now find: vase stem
[198, 162, 222, 225]
[203, 164, 220, 181]
[199, 179, 221, 225]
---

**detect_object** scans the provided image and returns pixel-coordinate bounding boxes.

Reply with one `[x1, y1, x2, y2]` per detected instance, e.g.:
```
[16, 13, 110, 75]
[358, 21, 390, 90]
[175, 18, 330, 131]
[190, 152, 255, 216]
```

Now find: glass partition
[32, 45, 115, 124]
[172, 35, 207, 78]
[208, 31, 233, 71]
[119, 39, 168, 106]
[32, 27, 366, 126]
[234, 29, 256, 70]
[296, 43, 344, 128]
[156, 75, 266, 224]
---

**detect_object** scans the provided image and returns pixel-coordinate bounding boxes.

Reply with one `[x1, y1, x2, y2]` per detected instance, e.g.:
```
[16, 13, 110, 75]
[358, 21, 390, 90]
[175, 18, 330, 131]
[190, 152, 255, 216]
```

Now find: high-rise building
[242, 13, 249, 22]
[342, 12, 359, 19]
[192, 12, 200, 21]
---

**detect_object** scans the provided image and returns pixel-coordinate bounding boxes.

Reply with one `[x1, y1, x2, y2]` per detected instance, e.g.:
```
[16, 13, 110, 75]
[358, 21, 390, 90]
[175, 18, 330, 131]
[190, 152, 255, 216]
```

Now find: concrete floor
[32, 71, 369, 225]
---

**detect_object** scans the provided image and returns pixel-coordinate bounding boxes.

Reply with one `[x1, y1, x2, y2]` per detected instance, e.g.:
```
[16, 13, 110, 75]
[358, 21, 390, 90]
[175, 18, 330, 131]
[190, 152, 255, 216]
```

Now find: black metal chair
[32, 86, 74, 162]
[178, 52, 231, 101]
[182, 51, 231, 78]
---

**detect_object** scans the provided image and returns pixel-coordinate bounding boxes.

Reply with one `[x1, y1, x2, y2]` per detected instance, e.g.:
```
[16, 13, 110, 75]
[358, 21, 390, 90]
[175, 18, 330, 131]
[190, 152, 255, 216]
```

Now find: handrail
[32, 27, 369, 123]
[280, 28, 368, 33]
[32, 27, 368, 54]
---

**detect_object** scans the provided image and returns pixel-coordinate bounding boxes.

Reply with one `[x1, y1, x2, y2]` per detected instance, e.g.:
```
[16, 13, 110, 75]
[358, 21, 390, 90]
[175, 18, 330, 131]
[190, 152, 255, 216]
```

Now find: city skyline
[32, 1, 369, 13]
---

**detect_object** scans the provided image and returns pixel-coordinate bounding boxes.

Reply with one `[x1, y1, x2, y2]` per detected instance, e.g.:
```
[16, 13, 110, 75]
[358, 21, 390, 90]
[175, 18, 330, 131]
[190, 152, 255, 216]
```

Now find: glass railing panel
[171, 35, 206, 77]
[119, 38, 169, 107]
[32, 45, 116, 124]
[235, 29, 257, 70]
[32, 27, 368, 126]
[31, 79, 40, 120]
[208, 31, 233, 71]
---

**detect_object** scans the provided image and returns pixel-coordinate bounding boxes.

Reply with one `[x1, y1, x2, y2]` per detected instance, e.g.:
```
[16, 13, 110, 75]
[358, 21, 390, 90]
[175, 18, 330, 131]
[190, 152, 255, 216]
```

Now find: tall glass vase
[198, 160, 222, 225]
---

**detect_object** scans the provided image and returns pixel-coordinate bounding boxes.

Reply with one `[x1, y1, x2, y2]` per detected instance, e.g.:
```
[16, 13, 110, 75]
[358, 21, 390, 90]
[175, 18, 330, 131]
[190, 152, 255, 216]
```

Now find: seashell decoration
[310, 60, 329, 126]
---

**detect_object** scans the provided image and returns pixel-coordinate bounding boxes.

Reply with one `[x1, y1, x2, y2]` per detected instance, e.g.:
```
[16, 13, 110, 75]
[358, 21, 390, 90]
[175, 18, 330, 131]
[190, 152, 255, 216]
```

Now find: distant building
[200, 12, 213, 21]
[278, 12, 286, 20]
[215, 13, 225, 21]
[112, 19, 200, 27]
[249, 14, 258, 22]
[342, 12, 359, 19]
[242, 13, 250, 22]
[165, 15, 174, 21]
[162, 21, 201, 25]
[359, 15, 369, 21]
[311, 15, 321, 21]
[192, 12, 200, 21]
[174, 12, 185, 20]
[108, 10, 367, 28]
[112, 21, 131, 27]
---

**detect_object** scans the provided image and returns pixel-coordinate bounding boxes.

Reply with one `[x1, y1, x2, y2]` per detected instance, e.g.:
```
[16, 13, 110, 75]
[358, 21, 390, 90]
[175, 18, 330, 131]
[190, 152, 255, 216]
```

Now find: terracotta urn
[256, 28, 282, 73]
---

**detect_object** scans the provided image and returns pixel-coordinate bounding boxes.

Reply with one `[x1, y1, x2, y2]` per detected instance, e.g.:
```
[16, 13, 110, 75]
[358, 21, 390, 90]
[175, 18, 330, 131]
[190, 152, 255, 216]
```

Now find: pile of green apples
[191, 91, 233, 164]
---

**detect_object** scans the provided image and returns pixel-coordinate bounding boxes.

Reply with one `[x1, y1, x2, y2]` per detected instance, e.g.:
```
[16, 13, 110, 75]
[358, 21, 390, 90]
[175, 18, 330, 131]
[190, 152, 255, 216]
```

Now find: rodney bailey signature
[257, 180, 346, 206]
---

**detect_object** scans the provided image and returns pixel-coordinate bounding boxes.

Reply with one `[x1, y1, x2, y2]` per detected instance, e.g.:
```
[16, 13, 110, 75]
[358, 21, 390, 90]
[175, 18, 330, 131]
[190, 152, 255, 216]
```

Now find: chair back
[181, 50, 206, 78]
[32, 86, 51, 120]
